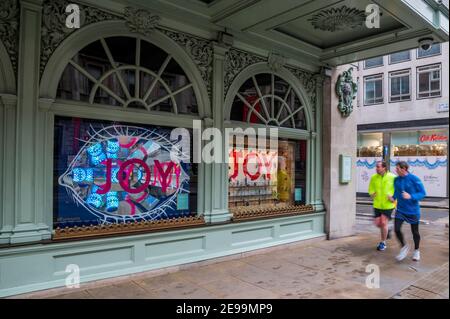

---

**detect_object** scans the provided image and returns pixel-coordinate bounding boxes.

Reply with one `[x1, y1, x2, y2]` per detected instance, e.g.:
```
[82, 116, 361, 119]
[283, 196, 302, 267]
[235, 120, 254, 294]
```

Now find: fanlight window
[230, 73, 307, 129]
[57, 36, 198, 115]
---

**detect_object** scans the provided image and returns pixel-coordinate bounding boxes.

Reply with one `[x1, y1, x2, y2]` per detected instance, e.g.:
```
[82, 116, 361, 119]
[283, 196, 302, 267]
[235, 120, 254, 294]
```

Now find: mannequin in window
[277, 156, 290, 202]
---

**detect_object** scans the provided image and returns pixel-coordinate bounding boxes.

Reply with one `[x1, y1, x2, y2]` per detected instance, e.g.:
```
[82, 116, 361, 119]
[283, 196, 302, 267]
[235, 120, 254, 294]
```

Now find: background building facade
[355, 42, 449, 198]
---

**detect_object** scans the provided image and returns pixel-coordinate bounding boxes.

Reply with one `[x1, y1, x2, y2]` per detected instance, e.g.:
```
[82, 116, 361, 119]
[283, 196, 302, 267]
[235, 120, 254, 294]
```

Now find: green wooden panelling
[279, 220, 314, 238]
[0, 212, 325, 297]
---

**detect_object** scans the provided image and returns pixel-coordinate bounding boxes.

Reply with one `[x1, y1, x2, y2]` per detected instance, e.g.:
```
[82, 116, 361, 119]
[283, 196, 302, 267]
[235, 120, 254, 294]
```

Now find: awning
[118, 0, 449, 67]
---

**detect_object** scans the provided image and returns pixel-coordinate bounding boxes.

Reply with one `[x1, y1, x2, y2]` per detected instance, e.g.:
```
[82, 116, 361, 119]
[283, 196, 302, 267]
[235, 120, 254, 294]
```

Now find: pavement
[392, 262, 448, 299]
[357, 197, 449, 209]
[7, 213, 448, 299]
[356, 204, 449, 225]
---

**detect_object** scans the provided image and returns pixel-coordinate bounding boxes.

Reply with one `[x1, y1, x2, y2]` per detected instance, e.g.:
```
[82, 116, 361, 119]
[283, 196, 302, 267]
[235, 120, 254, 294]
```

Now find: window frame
[416, 63, 442, 100]
[229, 73, 309, 130]
[417, 43, 442, 59]
[388, 50, 411, 65]
[363, 73, 384, 106]
[388, 68, 411, 103]
[47, 33, 209, 239]
[363, 56, 384, 69]
[57, 36, 199, 116]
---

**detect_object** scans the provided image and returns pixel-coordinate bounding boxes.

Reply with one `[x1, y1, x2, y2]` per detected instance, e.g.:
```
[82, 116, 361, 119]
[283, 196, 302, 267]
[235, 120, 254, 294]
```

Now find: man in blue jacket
[391, 161, 426, 262]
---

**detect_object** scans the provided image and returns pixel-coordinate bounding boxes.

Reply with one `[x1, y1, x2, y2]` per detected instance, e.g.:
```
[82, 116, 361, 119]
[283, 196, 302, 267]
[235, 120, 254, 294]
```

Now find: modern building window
[391, 130, 448, 156]
[417, 64, 441, 98]
[357, 132, 383, 157]
[364, 74, 383, 105]
[389, 50, 411, 64]
[389, 69, 411, 102]
[417, 43, 441, 58]
[390, 129, 448, 198]
[356, 132, 383, 194]
[364, 56, 384, 69]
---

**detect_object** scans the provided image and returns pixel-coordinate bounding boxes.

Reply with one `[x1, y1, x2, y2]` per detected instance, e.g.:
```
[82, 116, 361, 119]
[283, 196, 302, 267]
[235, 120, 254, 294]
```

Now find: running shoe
[396, 245, 409, 261]
[377, 242, 386, 251]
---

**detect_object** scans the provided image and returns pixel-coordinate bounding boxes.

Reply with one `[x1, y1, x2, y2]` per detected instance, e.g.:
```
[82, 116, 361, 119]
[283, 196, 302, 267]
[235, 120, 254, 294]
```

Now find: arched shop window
[57, 36, 198, 115]
[53, 36, 201, 239]
[227, 73, 309, 213]
[230, 73, 307, 129]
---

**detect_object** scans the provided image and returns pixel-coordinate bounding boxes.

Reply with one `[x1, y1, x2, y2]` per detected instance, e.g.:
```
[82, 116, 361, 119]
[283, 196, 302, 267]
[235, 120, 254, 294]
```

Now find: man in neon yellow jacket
[368, 161, 396, 251]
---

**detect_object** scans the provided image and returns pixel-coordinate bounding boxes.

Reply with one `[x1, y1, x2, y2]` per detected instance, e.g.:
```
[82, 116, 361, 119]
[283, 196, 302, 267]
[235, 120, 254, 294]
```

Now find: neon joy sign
[229, 149, 277, 181]
[58, 125, 190, 224]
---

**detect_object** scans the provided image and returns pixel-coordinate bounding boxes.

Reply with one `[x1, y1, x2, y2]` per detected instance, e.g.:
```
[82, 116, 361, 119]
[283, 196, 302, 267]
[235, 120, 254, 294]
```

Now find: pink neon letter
[118, 159, 151, 194]
[229, 149, 241, 180]
[154, 160, 175, 193]
[243, 152, 261, 181]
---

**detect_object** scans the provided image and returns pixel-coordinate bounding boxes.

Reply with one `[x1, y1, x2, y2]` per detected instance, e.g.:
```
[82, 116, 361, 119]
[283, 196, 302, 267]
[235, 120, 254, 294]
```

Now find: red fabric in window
[242, 95, 261, 124]
[299, 140, 306, 162]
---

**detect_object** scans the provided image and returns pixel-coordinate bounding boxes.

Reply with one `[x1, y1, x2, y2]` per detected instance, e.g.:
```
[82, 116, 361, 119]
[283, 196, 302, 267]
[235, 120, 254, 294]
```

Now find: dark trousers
[394, 218, 420, 250]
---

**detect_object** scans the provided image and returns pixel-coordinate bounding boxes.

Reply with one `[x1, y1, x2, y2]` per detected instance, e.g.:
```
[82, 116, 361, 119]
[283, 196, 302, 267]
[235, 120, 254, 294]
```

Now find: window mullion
[142, 55, 171, 102]
[271, 74, 275, 118]
[135, 38, 141, 99]
[252, 76, 270, 121]
[100, 39, 132, 102]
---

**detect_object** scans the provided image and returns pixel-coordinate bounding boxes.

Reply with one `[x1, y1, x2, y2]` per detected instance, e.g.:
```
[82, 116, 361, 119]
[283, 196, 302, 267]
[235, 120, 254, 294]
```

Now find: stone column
[0, 94, 17, 244]
[322, 66, 357, 239]
[204, 42, 232, 223]
[312, 74, 325, 211]
[10, 0, 51, 243]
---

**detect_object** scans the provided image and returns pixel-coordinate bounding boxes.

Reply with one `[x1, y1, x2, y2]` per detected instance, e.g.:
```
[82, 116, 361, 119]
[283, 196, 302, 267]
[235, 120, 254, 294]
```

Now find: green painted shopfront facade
[0, 0, 447, 297]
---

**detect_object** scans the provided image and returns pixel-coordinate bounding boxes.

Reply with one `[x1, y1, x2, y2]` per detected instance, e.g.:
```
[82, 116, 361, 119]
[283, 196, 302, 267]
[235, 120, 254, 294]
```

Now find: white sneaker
[412, 250, 420, 261]
[396, 245, 409, 261]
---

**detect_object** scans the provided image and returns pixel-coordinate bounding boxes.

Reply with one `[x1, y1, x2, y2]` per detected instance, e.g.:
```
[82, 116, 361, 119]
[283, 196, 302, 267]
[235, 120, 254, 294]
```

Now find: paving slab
[9, 217, 448, 299]
[86, 281, 152, 299]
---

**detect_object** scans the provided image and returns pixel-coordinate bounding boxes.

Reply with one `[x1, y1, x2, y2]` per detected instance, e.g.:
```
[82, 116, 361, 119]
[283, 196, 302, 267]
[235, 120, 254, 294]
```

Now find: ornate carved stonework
[159, 29, 213, 96]
[54, 215, 206, 240]
[124, 7, 160, 36]
[40, 0, 120, 75]
[0, 0, 19, 73]
[224, 48, 265, 97]
[40, 1, 213, 96]
[231, 204, 314, 222]
[267, 52, 286, 73]
[287, 66, 319, 109]
[335, 67, 357, 117]
[309, 5, 366, 32]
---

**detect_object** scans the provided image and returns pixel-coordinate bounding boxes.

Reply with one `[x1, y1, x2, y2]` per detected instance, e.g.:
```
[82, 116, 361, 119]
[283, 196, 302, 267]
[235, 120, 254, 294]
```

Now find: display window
[356, 132, 383, 193]
[53, 116, 198, 237]
[357, 132, 383, 157]
[391, 130, 448, 156]
[226, 71, 313, 218]
[390, 129, 448, 197]
[228, 137, 307, 209]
